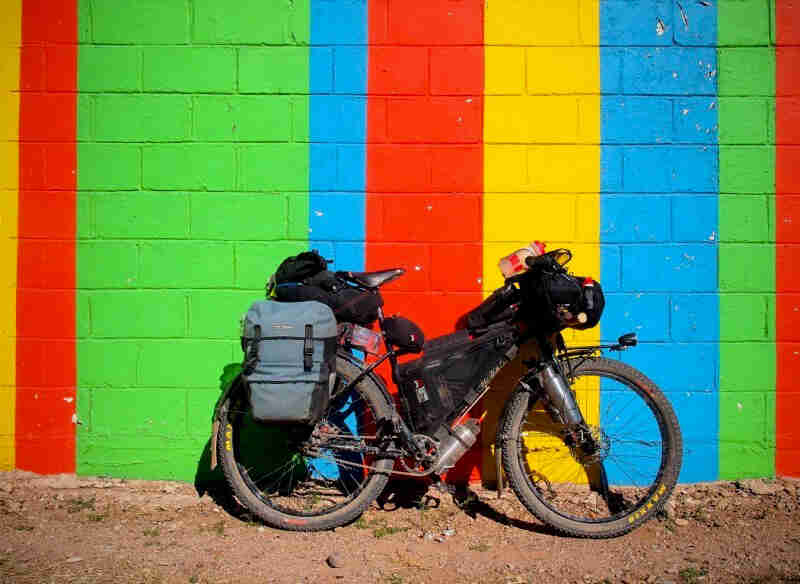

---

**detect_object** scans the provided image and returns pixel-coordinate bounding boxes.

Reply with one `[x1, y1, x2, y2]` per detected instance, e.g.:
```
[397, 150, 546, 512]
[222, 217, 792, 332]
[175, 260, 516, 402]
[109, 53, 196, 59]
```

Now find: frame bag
[241, 300, 337, 424]
[397, 324, 518, 435]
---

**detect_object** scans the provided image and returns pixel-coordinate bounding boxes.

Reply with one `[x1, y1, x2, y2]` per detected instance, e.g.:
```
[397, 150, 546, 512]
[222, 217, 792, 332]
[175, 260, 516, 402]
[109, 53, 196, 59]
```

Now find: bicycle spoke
[510, 362, 675, 528]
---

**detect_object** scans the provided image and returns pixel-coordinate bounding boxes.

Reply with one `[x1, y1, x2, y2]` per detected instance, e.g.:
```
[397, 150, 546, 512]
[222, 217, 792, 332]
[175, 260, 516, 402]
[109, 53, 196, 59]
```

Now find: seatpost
[376, 306, 400, 384]
[374, 305, 426, 457]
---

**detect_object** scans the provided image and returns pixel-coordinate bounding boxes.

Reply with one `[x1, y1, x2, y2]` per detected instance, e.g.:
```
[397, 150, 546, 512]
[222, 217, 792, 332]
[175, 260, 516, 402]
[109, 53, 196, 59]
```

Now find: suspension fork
[523, 336, 585, 428]
[522, 340, 612, 498]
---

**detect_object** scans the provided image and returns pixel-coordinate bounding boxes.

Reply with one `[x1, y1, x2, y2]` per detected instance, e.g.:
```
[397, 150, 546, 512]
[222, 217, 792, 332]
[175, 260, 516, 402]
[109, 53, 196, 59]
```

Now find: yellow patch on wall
[0, 0, 20, 471]
[483, 0, 600, 483]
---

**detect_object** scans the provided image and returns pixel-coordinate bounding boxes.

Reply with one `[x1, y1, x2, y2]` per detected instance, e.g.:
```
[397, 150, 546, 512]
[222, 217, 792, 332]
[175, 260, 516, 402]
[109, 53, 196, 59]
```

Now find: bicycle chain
[302, 445, 435, 478]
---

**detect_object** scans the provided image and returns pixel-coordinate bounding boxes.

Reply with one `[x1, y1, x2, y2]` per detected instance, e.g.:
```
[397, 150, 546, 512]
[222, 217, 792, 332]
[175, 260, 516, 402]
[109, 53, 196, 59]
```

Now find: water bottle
[498, 241, 546, 278]
[431, 419, 480, 474]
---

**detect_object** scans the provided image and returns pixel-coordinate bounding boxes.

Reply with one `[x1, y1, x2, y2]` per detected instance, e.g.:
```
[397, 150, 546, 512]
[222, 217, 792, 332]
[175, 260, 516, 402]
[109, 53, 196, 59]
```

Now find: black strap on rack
[303, 324, 314, 371]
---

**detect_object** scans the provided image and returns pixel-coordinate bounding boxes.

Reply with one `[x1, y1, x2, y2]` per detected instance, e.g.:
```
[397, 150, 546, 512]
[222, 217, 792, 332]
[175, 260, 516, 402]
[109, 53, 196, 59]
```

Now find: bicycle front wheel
[499, 357, 682, 538]
[217, 357, 395, 531]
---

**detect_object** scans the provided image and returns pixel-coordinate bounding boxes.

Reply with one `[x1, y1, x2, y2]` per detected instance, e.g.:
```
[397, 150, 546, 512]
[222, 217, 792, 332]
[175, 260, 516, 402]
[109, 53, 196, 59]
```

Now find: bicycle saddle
[336, 268, 405, 289]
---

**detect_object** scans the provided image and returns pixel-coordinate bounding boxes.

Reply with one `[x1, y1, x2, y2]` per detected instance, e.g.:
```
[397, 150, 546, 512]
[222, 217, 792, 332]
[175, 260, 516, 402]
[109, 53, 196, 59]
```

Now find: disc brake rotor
[569, 425, 611, 466]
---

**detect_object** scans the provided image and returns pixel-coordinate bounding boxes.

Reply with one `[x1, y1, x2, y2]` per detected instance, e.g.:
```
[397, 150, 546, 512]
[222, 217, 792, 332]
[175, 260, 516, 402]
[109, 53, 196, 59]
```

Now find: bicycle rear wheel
[499, 357, 682, 538]
[217, 357, 395, 531]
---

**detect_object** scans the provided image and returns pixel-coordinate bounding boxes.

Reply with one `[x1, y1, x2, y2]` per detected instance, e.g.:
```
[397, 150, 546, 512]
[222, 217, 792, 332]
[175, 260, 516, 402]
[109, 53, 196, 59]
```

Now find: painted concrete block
[671, 195, 718, 242]
[143, 48, 235, 93]
[93, 0, 189, 44]
[621, 48, 717, 96]
[601, 292, 670, 342]
[143, 145, 235, 191]
[670, 293, 720, 342]
[621, 244, 718, 292]
[602, 195, 670, 242]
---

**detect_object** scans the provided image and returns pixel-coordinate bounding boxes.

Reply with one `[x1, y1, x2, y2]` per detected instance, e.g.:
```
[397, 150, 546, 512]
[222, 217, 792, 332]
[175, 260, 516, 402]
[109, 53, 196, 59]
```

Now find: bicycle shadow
[451, 485, 557, 535]
[193, 363, 253, 522]
[376, 478, 555, 535]
[376, 478, 441, 511]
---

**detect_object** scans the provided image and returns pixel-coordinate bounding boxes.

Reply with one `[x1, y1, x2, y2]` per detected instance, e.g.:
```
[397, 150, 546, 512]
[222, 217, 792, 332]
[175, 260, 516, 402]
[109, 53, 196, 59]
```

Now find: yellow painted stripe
[483, 1, 600, 483]
[0, 0, 21, 471]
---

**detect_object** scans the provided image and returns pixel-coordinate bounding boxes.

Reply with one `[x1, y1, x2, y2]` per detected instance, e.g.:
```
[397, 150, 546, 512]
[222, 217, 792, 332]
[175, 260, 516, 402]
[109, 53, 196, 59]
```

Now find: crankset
[396, 434, 439, 475]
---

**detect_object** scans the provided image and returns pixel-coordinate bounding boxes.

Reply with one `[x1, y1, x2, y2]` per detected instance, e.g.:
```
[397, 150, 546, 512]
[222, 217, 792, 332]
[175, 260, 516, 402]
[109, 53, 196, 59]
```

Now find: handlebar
[524, 248, 572, 271]
[524, 254, 550, 269]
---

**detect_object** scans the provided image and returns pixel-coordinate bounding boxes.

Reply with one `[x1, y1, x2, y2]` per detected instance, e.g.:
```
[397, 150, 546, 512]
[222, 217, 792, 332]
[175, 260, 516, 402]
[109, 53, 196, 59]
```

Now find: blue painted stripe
[600, 0, 719, 483]
[310, 0, 367, 272]
[309, 0, 368, 480]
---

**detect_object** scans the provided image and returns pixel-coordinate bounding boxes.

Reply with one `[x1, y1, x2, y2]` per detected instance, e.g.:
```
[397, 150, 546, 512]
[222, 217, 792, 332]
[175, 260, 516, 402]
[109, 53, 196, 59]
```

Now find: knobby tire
[216, 357, 394, 531]
[499, 357, 682, 538]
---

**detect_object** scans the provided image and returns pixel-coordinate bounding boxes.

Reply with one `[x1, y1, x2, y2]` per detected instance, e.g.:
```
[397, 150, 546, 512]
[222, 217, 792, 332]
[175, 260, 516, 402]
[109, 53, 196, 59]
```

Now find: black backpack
[273, 250, 328, 287]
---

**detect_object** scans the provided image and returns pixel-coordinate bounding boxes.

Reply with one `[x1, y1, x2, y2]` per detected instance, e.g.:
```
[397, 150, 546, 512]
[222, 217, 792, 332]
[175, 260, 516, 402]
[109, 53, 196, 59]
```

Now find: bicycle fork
[534, 362, 584, 426]
[522, 360, 613, 502]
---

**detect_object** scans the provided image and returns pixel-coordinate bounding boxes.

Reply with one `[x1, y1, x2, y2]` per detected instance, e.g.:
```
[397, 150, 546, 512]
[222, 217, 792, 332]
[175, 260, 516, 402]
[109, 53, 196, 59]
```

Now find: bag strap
[303, 325, 314, 371]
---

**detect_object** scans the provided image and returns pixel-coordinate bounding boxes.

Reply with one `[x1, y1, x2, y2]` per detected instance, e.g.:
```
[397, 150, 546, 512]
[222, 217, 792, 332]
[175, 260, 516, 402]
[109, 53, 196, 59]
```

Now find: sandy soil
[1, 471, 799, 584]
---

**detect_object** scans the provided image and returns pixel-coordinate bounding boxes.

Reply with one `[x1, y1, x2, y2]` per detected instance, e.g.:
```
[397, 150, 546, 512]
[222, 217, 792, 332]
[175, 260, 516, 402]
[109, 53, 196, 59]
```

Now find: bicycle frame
[336, 296, 634, 469]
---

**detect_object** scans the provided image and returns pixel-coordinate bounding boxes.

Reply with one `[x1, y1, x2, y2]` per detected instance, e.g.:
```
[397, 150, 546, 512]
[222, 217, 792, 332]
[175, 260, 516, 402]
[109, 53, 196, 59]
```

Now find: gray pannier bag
[241, 300, 338, 424]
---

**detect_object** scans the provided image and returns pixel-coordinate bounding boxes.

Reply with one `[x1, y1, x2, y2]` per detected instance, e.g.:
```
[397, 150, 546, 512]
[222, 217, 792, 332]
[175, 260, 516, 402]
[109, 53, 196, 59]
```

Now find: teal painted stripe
[600, 0, 719, 482]
[310, 0, 367, 271]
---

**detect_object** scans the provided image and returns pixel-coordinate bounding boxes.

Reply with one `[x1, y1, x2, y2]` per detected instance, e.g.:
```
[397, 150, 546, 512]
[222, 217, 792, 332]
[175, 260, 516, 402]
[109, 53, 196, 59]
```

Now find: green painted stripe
[717, 0, 776, 479]
[76, 0, 311, 480]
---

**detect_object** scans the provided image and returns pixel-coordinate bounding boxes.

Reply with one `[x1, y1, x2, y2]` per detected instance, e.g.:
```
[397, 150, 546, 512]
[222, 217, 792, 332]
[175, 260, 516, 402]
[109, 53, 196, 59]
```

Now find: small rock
[442, 529, 455, 537]
[326, 553, 344, 568]
[257, 526, 265, 532]
[65, 557, 83, 563]
[674, 518, 689, 527]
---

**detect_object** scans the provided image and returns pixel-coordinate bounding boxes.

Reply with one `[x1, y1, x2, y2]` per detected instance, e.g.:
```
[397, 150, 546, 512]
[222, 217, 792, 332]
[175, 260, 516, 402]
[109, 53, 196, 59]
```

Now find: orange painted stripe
[366, 0, 485, 482]
[16, 0, 77, 473]
[776, 0, 800, 477]
[0, 0, 22, 471]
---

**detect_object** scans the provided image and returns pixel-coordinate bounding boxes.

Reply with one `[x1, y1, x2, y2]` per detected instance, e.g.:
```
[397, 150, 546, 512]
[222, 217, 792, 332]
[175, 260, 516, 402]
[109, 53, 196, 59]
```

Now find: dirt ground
[1, 471, 799, 584]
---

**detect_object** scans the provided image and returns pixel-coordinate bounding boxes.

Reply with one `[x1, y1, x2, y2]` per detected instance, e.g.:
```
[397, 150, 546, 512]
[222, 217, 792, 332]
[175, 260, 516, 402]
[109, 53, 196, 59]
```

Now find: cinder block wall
[2, 0, 798, 482]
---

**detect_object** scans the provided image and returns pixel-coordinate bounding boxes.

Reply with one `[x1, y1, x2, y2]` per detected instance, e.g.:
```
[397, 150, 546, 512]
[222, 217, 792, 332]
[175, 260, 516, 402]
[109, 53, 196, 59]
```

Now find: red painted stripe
[776, 0, 800, 477]
[366, 0, 484, 482]
[16, 0, 77, 474]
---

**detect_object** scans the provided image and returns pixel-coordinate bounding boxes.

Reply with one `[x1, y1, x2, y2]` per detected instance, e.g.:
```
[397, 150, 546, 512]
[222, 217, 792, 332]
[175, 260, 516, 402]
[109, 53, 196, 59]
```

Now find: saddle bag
[397, 323, 518, 435]
[241, 300, 337, 424]
[274, 269, 383, 327]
